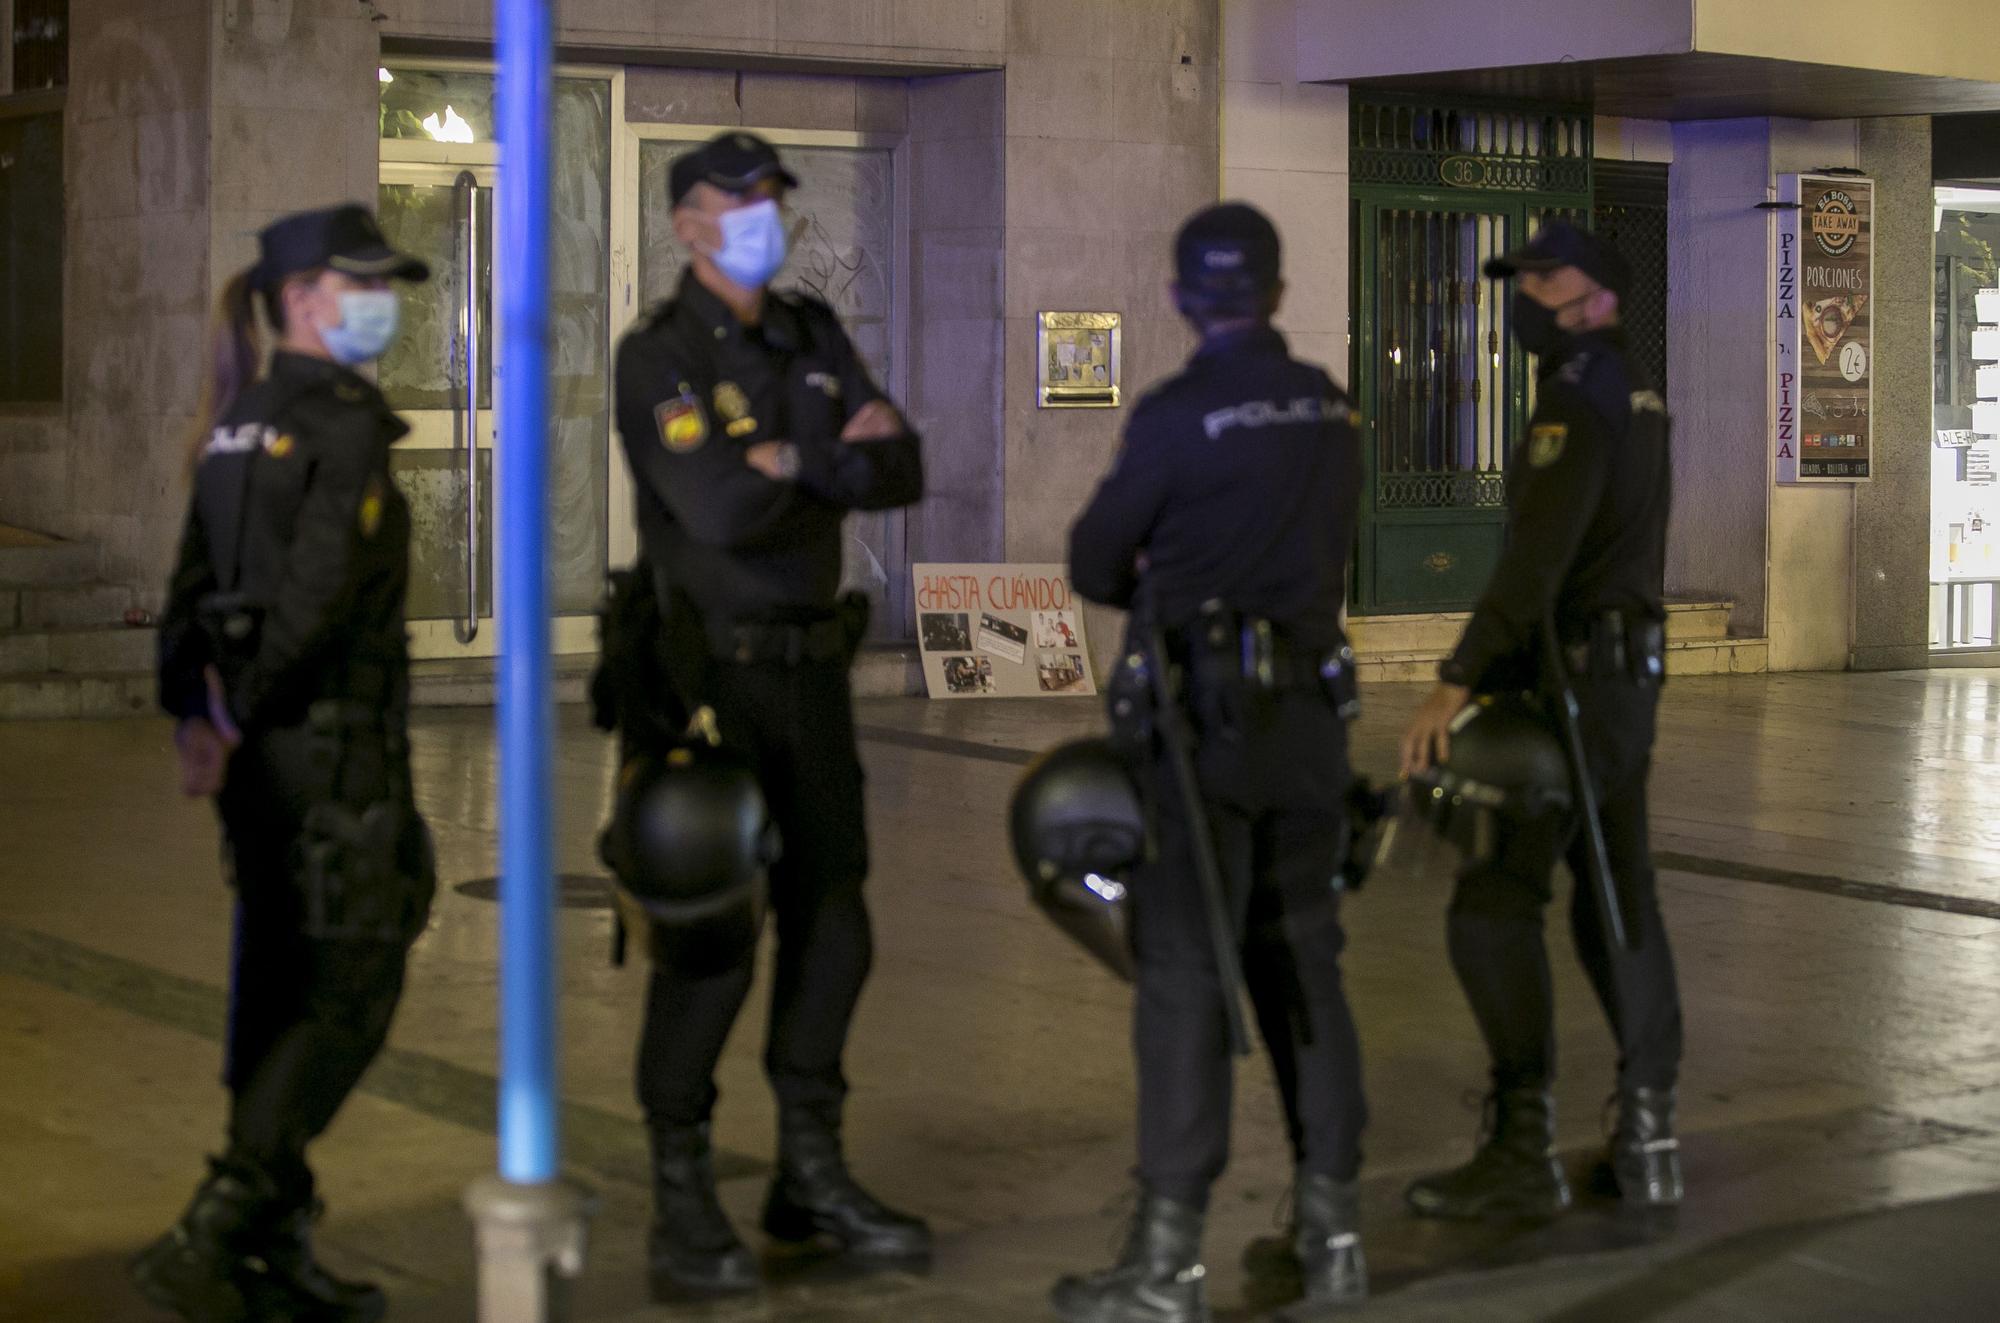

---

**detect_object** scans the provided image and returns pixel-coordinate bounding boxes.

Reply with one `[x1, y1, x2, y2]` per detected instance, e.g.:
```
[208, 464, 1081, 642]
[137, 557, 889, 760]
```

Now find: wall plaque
[1037, 312, 1121, 409]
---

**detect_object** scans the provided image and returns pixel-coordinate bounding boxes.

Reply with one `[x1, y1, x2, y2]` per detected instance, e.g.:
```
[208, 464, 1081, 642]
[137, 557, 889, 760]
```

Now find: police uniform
[142, 206, 434, 1323]
[1059, 203, 1369, 1323]
[608, 132, 928, 1301]
[1408, 221, 1685, 1221]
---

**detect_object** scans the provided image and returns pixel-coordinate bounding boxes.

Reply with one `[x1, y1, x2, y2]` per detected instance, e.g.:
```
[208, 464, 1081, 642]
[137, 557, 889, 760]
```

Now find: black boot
[762, 1111, 931, 1263]
[129, 1159, 275, 1323]
[1050, 1190, 1211, 1323]
[1406, 1087, 1572, 1220]
[1599, 1086, 1683, 1209]
[1272, 1172, 1366, 1318]
[259, 1185, 388, 1323]
[647, 1123, 759, 1301]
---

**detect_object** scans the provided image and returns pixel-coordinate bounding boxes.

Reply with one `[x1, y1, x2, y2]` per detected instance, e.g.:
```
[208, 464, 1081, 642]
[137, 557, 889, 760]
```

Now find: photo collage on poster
[913, 564, 1097, 700]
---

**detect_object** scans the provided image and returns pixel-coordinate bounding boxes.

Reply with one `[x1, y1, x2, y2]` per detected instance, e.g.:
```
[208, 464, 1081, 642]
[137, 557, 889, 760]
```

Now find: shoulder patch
[655, 391, 708, 453]
[1528, 423, 1568, 468]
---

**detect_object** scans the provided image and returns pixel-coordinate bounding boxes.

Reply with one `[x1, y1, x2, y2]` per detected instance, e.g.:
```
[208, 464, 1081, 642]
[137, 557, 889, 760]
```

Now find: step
[407, 643, 925, 707]
[1352, 634, 1770, 683]
[0, 625, 157, 676]
[409, 656, 596, 708]
[0, 582, 137, 630]
[0, 670, 155, 720]
[0, 538, 100, 587]
[1348, 599, 1737, 661]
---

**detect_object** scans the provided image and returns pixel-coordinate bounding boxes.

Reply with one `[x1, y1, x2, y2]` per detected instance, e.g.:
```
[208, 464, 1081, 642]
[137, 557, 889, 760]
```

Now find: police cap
[1175, 202, 1281, 297]
[1483, 219, 1631, 300]
[253, 204, 429, 290]
[669, 131, 801, 207]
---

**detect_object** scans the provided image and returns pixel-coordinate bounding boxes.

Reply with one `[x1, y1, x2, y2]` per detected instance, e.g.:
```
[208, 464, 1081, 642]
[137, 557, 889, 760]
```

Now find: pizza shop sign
[1773, 174, 1874, 483]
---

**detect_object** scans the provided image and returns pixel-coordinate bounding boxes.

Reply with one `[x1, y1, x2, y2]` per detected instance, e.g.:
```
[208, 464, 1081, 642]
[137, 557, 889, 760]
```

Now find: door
[1353, 199, 1522, 613]
[377, 161, 503, 657]
[1347, 95, 1597, 615]
[378, 65, 620, 661]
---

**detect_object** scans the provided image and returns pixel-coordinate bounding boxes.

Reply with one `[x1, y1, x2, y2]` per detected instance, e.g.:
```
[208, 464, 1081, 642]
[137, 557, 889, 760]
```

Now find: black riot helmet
[601, 712, 780, 975]
[1385, 693, 1574, 868]
[1009, 738, 1147, 982]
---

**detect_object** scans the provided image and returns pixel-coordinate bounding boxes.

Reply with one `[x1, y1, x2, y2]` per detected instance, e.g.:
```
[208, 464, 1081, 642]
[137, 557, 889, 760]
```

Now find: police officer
[1399, 220, 1685, 1220]
[1059, 203, 1369, 1323]
[137, 205, 436, 1323]
[611, 131, 928, 1301]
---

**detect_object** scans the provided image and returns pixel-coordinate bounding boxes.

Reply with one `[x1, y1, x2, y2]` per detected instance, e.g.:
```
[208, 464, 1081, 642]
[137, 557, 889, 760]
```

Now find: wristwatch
[771, 442, 802, 481]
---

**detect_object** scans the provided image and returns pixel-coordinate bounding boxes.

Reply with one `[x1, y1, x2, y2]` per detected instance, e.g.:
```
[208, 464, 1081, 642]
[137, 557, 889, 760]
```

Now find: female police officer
[133, 205, 435, 1323]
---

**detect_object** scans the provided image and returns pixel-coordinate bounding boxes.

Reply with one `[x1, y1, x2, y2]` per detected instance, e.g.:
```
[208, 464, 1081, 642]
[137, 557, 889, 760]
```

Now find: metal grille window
[1351, 95, 1594, 613]
[1353, 101, 1592, 196]
[1370, 208, 1511, 512]
[1593, 161, 1671, 395]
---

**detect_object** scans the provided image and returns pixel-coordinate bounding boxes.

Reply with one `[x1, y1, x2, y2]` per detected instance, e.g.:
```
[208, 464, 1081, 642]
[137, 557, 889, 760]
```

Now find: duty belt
[1181, 601, 1360, 718]
[1562, 609, 1666, 684]
[710, 616, 848, 666]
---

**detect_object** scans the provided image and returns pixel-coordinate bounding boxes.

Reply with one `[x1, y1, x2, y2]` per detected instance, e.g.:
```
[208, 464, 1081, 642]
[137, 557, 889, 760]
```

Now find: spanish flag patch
[358, 477, 385, 538]
[656, 393, 708, 453]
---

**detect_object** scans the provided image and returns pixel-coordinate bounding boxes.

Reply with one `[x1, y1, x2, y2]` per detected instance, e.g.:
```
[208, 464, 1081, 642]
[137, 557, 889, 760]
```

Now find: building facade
[2, 0, 1998, 714]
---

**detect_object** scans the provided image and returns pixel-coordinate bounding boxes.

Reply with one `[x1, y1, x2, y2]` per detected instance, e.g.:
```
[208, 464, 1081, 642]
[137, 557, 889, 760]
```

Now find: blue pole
[494, 0, 557, 1187]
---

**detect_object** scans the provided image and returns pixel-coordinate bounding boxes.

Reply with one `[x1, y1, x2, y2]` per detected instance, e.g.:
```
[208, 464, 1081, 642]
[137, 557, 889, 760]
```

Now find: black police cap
[669, 131, 801, 207]
[1484, 219, 1631, 299]
[1175, 202, 1281, 296]
[253, 204, 428, 290]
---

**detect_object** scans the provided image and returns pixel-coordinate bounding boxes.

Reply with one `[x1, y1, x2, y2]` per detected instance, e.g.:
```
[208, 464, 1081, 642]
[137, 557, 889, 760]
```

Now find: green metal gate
[1350, 97, 1595, 614]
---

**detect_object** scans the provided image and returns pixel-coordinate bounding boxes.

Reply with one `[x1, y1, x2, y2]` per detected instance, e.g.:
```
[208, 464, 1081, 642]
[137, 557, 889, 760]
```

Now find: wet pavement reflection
[1, 670, 1998, 1319]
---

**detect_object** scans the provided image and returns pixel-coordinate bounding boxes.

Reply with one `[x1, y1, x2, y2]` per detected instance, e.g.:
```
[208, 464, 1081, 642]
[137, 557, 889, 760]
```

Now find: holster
[293, 699, 434, 943]
[590, 563, 698, 753]
[1563, 609, 1667, 687]
[194, 591, 263, 696]
[1177, 600, 1361, 743]
[1105, 642, 1157, 765]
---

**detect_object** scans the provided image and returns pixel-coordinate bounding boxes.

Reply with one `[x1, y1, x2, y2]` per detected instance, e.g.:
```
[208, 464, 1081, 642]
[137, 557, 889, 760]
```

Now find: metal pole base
[464, 1176, 596, 1323]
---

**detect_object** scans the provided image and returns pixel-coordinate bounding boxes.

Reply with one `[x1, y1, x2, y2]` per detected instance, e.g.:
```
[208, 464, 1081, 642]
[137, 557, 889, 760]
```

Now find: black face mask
[1511, 289, 1590, 357]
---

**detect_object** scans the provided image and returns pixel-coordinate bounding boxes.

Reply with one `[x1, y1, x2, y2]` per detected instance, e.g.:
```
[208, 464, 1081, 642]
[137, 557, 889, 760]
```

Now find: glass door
[377, 65, 619, 661]
[378, 160, 500, 658]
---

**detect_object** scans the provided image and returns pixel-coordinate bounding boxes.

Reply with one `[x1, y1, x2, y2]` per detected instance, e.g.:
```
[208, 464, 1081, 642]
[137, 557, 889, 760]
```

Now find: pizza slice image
[1805, 293, 1868, 366]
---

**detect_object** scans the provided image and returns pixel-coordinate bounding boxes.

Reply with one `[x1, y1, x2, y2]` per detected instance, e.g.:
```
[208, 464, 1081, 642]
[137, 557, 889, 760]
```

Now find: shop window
[1931, 192, 2000, 652]
[0, 106, 62, 404]
[8, 0, 67, 93]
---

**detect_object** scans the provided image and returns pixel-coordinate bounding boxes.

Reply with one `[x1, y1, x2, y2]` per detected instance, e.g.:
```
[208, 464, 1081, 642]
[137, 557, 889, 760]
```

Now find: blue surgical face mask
[710, 199, 789, 290]
[320, 289, 402, 365]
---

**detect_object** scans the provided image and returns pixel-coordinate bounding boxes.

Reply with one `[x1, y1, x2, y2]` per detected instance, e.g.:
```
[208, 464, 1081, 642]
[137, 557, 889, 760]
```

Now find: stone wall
[1001, 0, 1220, 668]
[907, 70, 1006, 566]
[48, 0, 212, 588]
[1665, 118, 1777, 638]
[377, 0, 1007, 70]
[1852, 116, 1936, 671]
[1222, 0, 1347, 378]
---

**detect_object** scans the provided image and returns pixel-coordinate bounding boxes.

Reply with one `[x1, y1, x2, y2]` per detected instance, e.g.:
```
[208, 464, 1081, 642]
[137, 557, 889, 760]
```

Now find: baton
[1145, 614, 1255, 1058]
[1541, 616, 1638, 952]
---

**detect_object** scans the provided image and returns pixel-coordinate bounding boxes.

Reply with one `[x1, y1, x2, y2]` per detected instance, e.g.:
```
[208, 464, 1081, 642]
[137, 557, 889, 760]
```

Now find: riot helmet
[601, 709, 779, 975]
[1009, 738, 1147, 982]
[1378, 693, 1574, 871]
